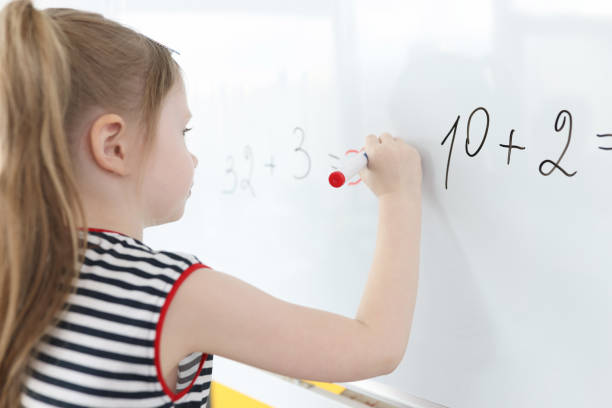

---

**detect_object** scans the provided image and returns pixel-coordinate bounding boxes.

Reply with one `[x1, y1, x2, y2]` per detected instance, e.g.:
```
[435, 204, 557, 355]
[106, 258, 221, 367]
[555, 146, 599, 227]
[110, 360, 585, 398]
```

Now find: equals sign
[597, 133, 612, 150]
[328, 153, 340, 170]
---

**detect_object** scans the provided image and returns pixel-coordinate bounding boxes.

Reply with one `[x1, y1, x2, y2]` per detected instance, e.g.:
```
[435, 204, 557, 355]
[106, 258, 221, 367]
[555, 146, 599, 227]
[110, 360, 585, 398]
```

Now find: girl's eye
[182, 127, 192, 137]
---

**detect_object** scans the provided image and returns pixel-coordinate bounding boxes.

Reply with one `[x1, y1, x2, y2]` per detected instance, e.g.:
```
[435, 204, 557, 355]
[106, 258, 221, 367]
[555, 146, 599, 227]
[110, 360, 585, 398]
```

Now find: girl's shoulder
[83, 228, 210, 283]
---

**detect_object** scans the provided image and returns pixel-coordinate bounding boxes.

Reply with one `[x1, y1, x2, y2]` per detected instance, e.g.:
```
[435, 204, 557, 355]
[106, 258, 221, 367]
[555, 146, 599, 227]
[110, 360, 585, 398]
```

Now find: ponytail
[0, 0, 183, 403]
[0, 0, 87, 405]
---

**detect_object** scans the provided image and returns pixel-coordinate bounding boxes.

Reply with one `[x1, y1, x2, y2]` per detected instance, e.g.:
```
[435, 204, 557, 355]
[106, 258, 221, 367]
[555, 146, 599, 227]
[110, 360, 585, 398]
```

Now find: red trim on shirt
[85, 227, 134, 239]
[154, 262, 211, 402]
[86, 227, 122, 234]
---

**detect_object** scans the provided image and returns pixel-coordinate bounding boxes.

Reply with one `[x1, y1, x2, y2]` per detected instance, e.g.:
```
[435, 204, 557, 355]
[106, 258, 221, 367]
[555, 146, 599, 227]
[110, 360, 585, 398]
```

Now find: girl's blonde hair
[0, 0, 182, 404]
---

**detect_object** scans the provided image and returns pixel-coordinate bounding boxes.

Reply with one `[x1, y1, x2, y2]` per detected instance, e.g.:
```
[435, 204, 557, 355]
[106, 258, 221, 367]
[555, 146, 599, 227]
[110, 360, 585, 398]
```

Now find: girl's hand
[359, 133, 422, 198]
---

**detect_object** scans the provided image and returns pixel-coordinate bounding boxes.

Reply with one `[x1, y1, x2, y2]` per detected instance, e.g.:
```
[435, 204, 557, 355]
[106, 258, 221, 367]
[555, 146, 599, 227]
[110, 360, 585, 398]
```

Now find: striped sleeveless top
[20, 228, 214, 407]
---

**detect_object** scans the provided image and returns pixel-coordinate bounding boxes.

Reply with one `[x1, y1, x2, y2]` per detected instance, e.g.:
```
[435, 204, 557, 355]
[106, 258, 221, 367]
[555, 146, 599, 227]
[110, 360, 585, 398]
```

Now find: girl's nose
[191, 153, 198, 168]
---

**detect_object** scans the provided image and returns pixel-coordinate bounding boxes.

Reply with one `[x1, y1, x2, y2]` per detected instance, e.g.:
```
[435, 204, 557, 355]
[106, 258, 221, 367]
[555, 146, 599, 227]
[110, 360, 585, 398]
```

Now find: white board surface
[33, 1, 612, 407]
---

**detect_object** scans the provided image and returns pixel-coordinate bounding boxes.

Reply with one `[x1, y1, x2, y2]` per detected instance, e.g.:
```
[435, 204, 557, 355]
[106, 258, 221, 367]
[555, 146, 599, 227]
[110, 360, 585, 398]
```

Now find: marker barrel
[329, 152, 368, 188]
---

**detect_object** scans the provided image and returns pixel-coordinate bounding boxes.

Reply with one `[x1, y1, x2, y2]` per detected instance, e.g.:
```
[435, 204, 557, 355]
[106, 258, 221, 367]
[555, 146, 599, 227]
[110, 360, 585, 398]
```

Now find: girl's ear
[88, 113, 132, 176]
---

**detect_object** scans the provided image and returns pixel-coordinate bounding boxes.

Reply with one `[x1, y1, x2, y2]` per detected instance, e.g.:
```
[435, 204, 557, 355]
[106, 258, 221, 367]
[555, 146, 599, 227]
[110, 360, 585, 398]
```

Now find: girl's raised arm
[160, 133, 422, 383]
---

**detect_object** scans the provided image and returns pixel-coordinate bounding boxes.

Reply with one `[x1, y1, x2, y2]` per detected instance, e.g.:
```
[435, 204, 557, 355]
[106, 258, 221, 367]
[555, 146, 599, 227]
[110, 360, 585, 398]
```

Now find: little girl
[0, 1, 423, 407]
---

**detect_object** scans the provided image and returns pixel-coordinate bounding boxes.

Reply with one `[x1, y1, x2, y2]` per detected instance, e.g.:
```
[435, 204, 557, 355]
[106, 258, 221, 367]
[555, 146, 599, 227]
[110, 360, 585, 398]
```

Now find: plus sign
[499, 129, 525, 165]
[264, 156, 276, 175]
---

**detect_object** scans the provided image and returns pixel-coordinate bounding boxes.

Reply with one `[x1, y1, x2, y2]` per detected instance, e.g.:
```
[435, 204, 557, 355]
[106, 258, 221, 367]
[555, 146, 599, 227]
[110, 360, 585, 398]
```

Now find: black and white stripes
[21, 229, 213, 408]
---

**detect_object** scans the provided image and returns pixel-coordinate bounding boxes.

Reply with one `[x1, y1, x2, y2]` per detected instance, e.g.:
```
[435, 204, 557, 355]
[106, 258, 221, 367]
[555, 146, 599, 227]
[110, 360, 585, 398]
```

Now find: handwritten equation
[221, 127, 365, 197]
[222, 127, 312, 197]
[442, 106, 612, 189]
[221, 107, 612, 197]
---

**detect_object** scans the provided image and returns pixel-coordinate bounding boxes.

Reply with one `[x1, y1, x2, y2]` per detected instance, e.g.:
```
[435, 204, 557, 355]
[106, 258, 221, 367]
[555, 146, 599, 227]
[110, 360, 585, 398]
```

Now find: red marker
[329, 152, 369, 188]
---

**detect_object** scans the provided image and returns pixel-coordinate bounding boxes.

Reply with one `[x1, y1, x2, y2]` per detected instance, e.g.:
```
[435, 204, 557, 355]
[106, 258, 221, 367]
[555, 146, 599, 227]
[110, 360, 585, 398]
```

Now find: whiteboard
[35, 1, 612, 407]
